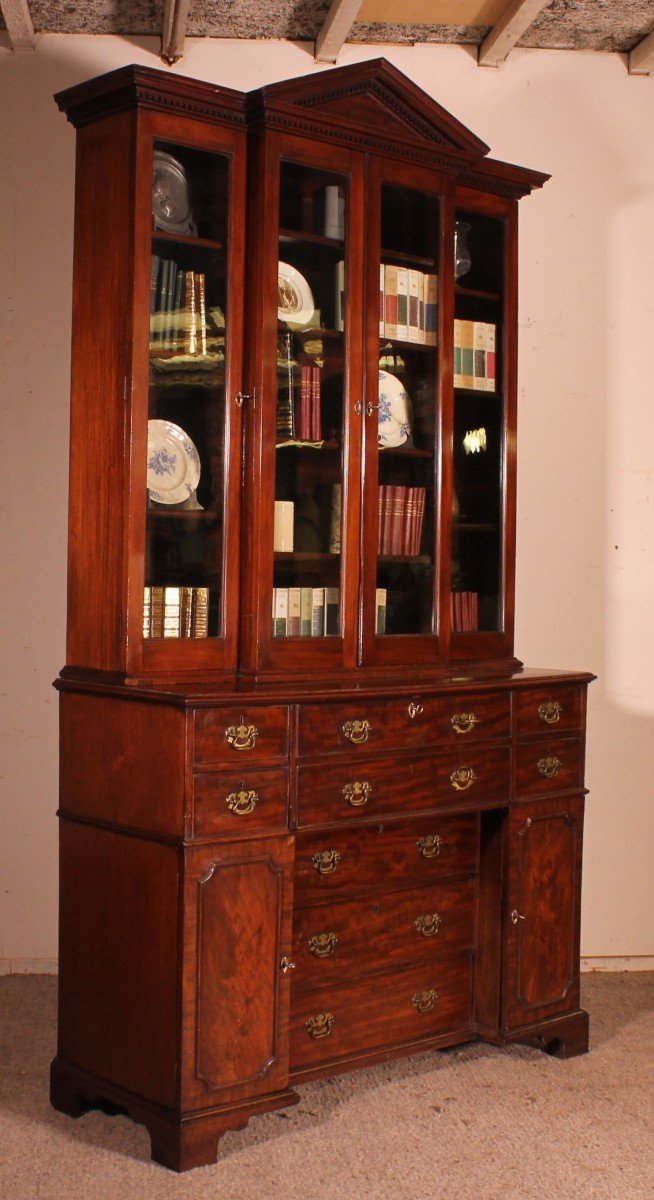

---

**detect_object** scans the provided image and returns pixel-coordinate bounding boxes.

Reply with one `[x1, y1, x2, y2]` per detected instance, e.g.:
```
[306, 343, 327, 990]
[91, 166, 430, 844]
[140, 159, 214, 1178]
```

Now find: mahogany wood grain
[193, 767, 289, 838]
[194, 704, 289, 764]
[514, 683, 584, 738]
[515, 736, 584, 797]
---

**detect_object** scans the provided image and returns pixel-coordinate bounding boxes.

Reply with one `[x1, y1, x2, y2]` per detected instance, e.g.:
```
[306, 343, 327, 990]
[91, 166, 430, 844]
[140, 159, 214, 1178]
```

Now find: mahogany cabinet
[51, 61, 593, 1171]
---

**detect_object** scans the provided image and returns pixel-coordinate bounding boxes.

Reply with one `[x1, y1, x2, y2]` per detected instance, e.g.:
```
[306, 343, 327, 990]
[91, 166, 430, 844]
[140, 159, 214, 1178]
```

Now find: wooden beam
[0, 0, 36, 51]
[628, 28, 654, 75]
[161, 0, 190, 65]
[315, 0, 364, 64]
[478, 0, 551, 68]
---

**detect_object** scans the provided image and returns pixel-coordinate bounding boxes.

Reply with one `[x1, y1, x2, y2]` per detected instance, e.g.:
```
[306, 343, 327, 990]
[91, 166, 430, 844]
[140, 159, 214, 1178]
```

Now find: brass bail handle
[226, 716, 258, 751]
[451, 712, 479, 735]
[312, 849, 342, 876]
[538, 699, 562, 725]
[342, 719, 371, 745]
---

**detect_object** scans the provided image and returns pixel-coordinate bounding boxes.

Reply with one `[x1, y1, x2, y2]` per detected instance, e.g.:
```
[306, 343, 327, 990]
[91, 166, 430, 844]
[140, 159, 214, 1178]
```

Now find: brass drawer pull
[408, 701, 424, 719]
[306, 1011, 335, 1039]
[226, 717, 258, 751]
[308, 932, 338, 958]
[312, 849, 341, 876]
[538, 700, 562, 725]
[537, 755, 561, 778]
[279, 956, 296, 973]
[343, 780, 371, 807]
[412, 988, 437, 1014]
[415, 912, 441, 938]
[417, 834, 442, 859]
[511, 909, 525, 925]
[342, 719, 371, 745]
[450, 766, 476, 791]
[225, 788, 258, 816]
[451, 712, 479, 735]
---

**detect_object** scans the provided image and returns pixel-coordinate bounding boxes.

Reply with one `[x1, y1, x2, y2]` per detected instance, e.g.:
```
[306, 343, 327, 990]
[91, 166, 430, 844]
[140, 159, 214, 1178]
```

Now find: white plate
[147, 420, 201, 504]
[378, 370, 412, 448]
[152, 151, 196, 236]
[278, 262, 315, 328]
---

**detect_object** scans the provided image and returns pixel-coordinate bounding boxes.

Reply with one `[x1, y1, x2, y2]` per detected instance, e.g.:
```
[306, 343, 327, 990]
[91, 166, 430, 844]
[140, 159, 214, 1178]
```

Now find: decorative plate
[152, 151, 196, 236]
[278, 262, 315, 328]
[147, 420, 201, 504]
[378, 370, 412, 448]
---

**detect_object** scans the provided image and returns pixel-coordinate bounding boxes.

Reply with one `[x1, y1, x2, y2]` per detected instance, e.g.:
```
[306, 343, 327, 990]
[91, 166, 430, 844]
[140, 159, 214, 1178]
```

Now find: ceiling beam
[161, 0, 190, 65]
[478, 0, 551, 68]
[628, 28, 654, 75]
[315, 0, 364, 63]
[0, 0, 36, 50]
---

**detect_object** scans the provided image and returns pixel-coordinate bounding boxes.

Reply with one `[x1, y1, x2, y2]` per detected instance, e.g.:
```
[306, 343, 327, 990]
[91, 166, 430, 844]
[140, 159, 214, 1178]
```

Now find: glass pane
[144, 142, 229, 640]
[272, 162, 347, 639]
[452, 211, 504, 633]
[376, 185, 439, 636]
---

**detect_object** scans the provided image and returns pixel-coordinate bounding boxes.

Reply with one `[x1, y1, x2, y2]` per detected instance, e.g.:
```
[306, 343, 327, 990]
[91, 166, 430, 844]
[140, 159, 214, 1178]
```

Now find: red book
[378, 485, 385, 555]
[311, 366, 321, 440]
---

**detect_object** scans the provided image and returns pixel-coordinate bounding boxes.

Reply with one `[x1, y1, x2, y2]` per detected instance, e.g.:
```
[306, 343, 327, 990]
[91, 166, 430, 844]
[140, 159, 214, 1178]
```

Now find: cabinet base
[50, 1057, 300, 1171]
[478, 1009, 589, 1058]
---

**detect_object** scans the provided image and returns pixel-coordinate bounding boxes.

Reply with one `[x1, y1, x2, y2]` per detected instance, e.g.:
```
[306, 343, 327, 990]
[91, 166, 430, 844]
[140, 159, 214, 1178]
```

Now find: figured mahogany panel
[297, 744, 509, 826]
[292, 877, 476, 989]
[294, 814, 478, 906]
[290, 953, 473, 1071]
[181, 836, 294, 1108]
[503, 797, 584, 1029]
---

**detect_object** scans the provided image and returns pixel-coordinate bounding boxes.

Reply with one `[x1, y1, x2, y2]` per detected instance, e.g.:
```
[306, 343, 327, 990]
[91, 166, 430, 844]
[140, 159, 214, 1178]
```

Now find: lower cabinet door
[503, 796, 584, 1029]
[182, 835, 295, 1109]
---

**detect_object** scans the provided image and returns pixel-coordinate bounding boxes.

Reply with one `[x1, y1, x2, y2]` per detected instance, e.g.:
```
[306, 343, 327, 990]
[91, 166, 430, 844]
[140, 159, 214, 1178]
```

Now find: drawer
[297, 692, 510, 758]
[193, 768, 289, 838]
[290, 954, 473, 1072]
[515, 685, 583, 739]
[294, 814, 478, 905]
[292, 877, 476, 990]
[297, 745, 510, 826]
[194, 706, 289, 765]
[515, 737, 584, 797]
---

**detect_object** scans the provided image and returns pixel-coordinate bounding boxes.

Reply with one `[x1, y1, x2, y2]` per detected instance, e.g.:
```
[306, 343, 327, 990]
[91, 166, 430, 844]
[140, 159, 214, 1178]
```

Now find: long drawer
[294, 814, 478, 905]
[297, 693, 510, 758]
[290, 954, 473, 1072]
[292, 877, 476, 989]
[296, 745, 509, 827]
[194, 706, 289, 765]
[516, 737, 584, 797]
[192, 768, 289, 837]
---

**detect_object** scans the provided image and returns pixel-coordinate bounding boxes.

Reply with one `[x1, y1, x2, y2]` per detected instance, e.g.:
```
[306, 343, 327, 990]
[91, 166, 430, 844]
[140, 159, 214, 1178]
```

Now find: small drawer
[290, 954, 473, 1072]
[194, 706, 289, 765]
[297, 744, 510, 826]
[515, 737, 584, 797]
[293, 813, 478, 906]
[297, 692, 510, 758]
[292, 877, 476, 990]
[515, 685, 583, 739]
[192, 768, 289, 837]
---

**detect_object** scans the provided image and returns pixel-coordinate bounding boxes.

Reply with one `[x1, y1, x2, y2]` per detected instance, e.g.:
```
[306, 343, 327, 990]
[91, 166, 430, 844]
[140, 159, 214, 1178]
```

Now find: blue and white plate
[147, 419, 201, 504]
[378, 370, 411, 448]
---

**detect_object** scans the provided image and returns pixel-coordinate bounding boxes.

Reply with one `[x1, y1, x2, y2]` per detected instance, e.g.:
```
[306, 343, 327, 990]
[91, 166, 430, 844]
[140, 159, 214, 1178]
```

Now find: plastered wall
[1, 33, 652, 970]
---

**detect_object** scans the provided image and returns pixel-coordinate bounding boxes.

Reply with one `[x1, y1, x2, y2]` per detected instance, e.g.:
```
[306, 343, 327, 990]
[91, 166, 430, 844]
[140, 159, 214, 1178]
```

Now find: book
[192, 587, 209, 637]
[311, 365, 321, 440]
[300, 587, 313, 637]
[379, 263, 385, 336]
[384, 265, 398, 339]
[311, 588, 325, 636]
[273, 587, 288, 638]
[423, 274, 438, 346]
[335, 260, 345, 332]
[196, 272, 207, 356]
[184, 270, 196, 354]
[396, 267, 409, 340]
[460, 319, 474, 389]
[288, 587, 302, 637]
[149, 586, 164, 637]
[325, 587, 339, 636]
[143, 587, 151, 638]
[473, 321, 487, 390]
[180, 586, 193, 638]
[453, 318, 463, 387]
[486, 323, 496, 392]
[163, 585, 181, 637]
[150, 257, 160, 316]
[375, 587, 387, 635]
[408, 270, 422, 343]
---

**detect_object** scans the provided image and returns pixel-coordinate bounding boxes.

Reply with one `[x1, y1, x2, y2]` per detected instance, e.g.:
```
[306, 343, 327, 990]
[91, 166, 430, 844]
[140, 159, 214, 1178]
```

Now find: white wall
[1, 33, 652, 970]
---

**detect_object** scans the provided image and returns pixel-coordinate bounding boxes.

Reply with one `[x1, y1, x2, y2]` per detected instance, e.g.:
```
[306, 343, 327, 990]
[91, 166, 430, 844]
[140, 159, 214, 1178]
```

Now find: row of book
[277, 364, 323, 441]
[380, 265, 438, 345]
[143, 586, 209, 638]
[378, 485, 427, 557]
[272, 587, 388, 636]
[453, 320, 496, 391]
[451, 590, 479, 632]
[150, 257, 209, 355]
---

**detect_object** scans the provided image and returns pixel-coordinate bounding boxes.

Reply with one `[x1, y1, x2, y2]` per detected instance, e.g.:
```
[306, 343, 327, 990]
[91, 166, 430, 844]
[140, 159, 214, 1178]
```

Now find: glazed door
[242, 132, 365, 676]
[181, 835, 295, 1107]
[131, 112, 246, 678]
[502, 797, 584, 1029]
[361, 158, 449, 666]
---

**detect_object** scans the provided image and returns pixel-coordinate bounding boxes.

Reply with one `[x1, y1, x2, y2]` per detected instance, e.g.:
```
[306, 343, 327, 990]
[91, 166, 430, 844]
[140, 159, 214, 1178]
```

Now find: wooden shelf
[274, 551, 339, 562]
[455, 283, 501, 303]
[381, 247, 437, 269]
[147, 508, 219, 521]
[378, 446, 433, 459]
[152, 229, 224, 252]
[279, 227, 344, 248]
